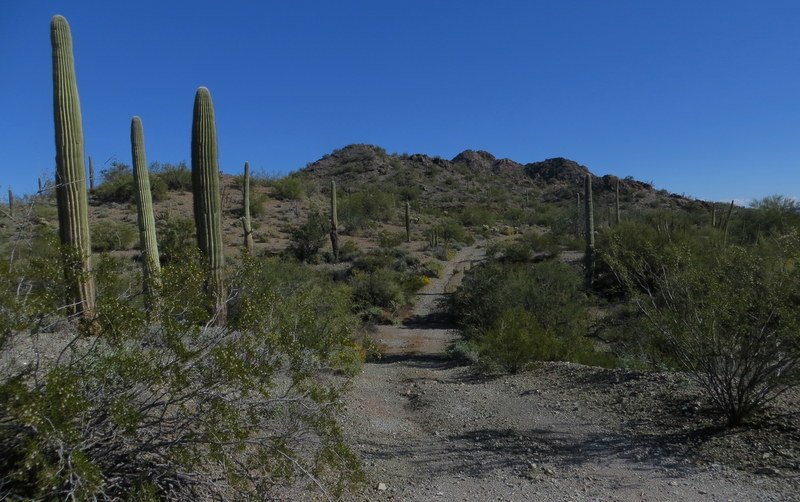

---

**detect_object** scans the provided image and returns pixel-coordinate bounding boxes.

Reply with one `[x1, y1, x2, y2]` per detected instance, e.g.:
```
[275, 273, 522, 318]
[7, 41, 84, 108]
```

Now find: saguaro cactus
[7, 190, 13, 218]
[242, 162, 254, 252]
[88, 155, 95, 191]
[405, 201, 411, 243]
[131, 116, 162, 309]
[191, 87, 227, 323]
[330, 179, 339, 262]
[51, 14, 95, 317]
[615, 178, 621, 225]
[584, 174, 595, 287]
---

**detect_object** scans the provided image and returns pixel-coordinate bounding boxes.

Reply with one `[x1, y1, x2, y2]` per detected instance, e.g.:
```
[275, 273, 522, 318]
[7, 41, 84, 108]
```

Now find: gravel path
[339, 245, 799, 501]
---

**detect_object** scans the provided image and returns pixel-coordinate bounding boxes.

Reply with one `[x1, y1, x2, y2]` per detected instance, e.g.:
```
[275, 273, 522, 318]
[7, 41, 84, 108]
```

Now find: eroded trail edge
[341, 245, 796, 502]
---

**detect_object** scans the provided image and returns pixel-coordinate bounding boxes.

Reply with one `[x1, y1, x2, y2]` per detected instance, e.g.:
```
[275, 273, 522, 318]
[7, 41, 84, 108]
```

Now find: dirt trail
[340, 245, 797, 501]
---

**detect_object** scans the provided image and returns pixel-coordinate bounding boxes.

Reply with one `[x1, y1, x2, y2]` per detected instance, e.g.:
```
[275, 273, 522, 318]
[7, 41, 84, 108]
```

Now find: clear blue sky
[2, 1, 799, 203]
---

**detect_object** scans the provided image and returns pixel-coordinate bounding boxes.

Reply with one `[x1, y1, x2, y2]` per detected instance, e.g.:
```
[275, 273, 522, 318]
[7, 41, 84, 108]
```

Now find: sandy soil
[339, 245, 800, 501]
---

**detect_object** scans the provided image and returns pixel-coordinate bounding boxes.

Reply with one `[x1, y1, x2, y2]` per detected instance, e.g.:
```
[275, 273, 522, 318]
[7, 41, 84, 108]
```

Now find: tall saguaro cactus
[405, 201, 411, 242]
[191, 87, 226, 323]
[88, 155, 95, 191]
[242, 162, 254, 252]
[51, 14, 96, 317]
[131, 116, 162, 309]
[584, 174, 595, 287]
[330, 179, 339, 262]
[615, 178, 621, 225]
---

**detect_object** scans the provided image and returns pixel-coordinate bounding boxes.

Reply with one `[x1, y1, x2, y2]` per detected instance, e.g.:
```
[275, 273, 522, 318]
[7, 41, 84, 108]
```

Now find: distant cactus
[405, 201, 411, 242]
[242, 162, 254, 252]
[330, 179, 339, 262]
[131, 116, 162, 310]
[191, 87, 226, 323]
[584, 174, 595, 287]
[615, 178, 621, 225]
[7, 190, 13, 218]
[88, 155, 95, 191]
[51, 14, 96, 317]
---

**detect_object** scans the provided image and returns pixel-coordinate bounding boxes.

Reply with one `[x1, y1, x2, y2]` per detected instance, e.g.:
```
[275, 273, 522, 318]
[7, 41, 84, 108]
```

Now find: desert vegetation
[0, 13, 798, 501]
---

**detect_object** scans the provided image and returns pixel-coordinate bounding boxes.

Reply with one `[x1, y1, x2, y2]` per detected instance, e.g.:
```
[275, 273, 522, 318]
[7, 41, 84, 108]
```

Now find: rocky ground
[339, 245, 800, 502]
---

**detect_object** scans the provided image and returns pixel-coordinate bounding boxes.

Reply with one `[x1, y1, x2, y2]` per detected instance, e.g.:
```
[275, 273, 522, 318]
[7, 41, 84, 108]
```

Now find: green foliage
[736, 194, 800, 242]
[150, 161, 192, 191]
[289, 210, 328, 262]
[601, 227, 800, 426]
[156, 215, 195, 264]
[457, 206, 497, 227]
[0, 243, 364, 500]
[93, 162, 168, 204]
[91, 220, 138, 251]
[349, 249, 427, 319]
[447, 258, 610, 371]
[269, 175, 308, 200]
[339, 188, 396, 231]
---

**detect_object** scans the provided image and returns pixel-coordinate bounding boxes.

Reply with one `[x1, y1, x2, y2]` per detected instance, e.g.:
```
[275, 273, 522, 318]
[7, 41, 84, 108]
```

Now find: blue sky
[2, 1, 799, 203]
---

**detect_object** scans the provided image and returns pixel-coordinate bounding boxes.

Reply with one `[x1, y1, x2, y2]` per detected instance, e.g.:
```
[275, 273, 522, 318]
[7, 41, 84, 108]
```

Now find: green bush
[150, 161, 192, 191]
[602, 230, 800, 426]
[0, 246, 364, 500]
[447, 258, 611, 371]
[269, 175, 308, 200]
[339, 189, 395, 231]
[93, 162, 168, 203]
[289, 210, 328, 262]
[91, 220, 138, 251]
[156, 216, 195, 264]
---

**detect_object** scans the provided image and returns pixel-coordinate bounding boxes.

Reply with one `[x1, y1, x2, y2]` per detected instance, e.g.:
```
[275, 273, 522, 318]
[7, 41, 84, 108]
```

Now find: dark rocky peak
[492, 158, 522, 174]
[325, 144, 388, 163]
[525, 157, 591, 186]
[451, 150, 497, 170]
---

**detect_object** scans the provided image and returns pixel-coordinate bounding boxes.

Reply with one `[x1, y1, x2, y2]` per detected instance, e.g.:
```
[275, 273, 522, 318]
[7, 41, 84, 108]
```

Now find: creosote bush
[447, 256, 615, 372]
[0, 240, 364, 500]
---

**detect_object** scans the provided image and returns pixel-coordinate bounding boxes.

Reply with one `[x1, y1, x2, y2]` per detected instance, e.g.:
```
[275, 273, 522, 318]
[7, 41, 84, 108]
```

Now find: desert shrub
[91, 220, 138, 251]
[339, 189, 395, 231]
[349, 249, 427, 319]
[289, 210, 328, 262]
[734, 194, 800, 243]
[378, 230, 404, 248]
[434, 218, 467, 244]
[603, 232, 800, 426]
[338, 239, 361, 262]
[93, 162, 168, 203]
[447, 258, 608, 370]
[420, 260, 443, 279]
[150, 161, 192, 191]
[157, 216, 195, 264]
[0, 247, 363, 500]
[458, 206, 497, 227]
[269, 175, 308, 200]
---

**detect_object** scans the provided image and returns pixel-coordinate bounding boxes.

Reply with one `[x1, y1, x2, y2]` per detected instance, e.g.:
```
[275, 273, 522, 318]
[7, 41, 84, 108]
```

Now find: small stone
[755, 467, 779, 476]
[377, 482, 388, 491]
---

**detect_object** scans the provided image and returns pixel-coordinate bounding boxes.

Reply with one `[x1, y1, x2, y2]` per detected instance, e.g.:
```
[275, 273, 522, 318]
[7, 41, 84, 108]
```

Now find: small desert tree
[603, 229, 800, 426]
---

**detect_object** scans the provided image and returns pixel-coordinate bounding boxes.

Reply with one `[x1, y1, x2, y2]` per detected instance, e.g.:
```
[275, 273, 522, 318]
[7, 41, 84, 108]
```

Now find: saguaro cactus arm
[51, 14, 95, 316]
